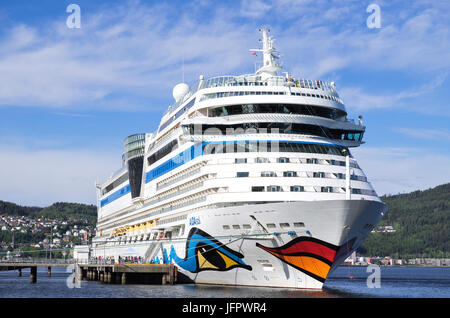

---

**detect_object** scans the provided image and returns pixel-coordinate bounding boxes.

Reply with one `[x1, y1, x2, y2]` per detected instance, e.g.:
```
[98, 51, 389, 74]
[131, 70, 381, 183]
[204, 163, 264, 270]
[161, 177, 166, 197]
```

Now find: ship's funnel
[123, 133, 146, 199]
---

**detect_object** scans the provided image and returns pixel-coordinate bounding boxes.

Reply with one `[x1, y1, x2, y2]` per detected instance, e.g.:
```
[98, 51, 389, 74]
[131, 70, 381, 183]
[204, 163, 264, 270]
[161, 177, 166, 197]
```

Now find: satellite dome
[172, 83, 189, 102]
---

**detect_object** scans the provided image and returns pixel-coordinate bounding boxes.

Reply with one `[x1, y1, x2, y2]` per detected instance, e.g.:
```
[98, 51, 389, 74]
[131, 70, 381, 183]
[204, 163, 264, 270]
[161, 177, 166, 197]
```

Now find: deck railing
[163, 75, 339, 117]
[0, 258, 73, 264]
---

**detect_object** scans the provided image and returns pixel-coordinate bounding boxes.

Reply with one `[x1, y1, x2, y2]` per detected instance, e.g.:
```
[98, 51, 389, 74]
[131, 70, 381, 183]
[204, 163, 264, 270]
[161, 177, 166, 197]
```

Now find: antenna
[251, 27, 281, 77]
[182, 55, 185, 83]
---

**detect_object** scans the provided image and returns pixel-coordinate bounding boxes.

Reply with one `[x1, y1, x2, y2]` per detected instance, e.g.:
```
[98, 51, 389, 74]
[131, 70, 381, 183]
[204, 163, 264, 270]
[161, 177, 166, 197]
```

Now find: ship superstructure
[90, 28, 386, 289]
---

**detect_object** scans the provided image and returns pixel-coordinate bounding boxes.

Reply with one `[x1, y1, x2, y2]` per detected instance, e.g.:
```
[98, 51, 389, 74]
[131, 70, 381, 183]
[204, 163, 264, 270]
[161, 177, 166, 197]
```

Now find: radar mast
[250, 27, 282, 78]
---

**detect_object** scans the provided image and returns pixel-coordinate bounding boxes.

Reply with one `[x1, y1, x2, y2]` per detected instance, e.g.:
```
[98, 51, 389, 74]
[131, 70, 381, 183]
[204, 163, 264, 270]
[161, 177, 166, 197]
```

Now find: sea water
[0, 266, 449, 298]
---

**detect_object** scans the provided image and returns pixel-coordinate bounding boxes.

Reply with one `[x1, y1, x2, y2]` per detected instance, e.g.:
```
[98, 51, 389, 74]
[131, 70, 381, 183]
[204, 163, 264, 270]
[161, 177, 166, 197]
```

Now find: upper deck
[161, 74, 343, 120]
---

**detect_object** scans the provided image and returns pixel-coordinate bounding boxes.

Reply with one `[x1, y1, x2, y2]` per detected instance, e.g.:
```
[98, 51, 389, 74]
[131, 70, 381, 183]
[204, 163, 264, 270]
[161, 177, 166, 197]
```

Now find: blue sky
[0, 0, 449, 206]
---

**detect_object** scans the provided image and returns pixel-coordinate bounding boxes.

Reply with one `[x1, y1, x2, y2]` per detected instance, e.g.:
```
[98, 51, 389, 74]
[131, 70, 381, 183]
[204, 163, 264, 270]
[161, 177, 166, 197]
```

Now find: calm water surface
[0, 266, 449, 298]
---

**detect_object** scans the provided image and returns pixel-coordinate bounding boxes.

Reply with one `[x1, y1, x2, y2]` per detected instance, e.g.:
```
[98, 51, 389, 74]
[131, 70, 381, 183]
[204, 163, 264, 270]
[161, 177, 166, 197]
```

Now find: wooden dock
[0, 261, 70, 283]
[0, 260, 177, 285]
[77, 263, 177, 285]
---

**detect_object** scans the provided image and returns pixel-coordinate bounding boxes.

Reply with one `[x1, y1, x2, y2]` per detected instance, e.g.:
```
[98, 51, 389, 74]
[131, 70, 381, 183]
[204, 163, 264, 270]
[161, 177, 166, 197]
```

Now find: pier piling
[30, 267, 37, 284]
[71, 263, 177, 285]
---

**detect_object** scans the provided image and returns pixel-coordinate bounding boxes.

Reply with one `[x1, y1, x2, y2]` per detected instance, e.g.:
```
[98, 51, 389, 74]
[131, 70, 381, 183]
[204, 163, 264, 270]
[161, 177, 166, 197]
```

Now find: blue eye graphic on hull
[168, 227, 252, 273]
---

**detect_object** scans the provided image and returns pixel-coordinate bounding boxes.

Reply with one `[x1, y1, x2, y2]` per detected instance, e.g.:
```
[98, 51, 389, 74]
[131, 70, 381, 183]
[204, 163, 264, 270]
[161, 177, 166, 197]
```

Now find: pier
[0, 259, 72, 283]
[0, 259, 177, 285]
[77, 262, 177, 285]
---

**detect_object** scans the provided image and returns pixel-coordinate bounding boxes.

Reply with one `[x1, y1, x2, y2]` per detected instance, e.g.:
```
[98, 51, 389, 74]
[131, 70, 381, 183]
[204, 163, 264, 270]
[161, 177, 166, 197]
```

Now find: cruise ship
[90, 28, 387, 289]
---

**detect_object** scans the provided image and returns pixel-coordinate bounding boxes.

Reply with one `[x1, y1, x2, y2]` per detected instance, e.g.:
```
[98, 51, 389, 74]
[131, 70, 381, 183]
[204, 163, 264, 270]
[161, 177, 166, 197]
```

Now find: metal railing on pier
[76, 259, 116, 265]
[0, 258, 73, 265]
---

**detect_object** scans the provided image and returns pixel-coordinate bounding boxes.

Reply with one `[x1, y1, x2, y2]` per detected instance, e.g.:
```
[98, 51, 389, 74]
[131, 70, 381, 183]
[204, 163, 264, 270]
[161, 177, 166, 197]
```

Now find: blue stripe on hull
[100, 184, 130, 207]
[144, 140, 342, 183]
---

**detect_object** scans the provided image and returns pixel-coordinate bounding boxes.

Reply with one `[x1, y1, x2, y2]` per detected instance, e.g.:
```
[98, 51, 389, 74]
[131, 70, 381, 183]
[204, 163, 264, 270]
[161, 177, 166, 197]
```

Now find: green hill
[0, 201, 97, 226]
[358, 183, 450, 258]
[0, 200, 42, 217]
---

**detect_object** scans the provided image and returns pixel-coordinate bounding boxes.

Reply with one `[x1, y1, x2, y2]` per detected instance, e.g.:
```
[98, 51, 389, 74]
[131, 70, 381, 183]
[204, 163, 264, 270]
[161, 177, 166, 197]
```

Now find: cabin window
[290, 186, 304, 192]
[261, 171, 276, 177]
[321, 186, 333, 193]
[252, 186, 265, 192]
[256, 157, 269, 163]
[267, 185, 282, 192]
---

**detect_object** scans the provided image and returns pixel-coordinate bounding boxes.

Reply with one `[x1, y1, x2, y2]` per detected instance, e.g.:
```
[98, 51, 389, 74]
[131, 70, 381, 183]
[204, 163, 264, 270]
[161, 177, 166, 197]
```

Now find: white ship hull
[91, 199, 385, 289]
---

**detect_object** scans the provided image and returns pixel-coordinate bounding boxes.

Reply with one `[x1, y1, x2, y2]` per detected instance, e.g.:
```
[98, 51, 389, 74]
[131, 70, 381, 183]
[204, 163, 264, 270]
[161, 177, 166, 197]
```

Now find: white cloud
[395, 128, 450, 141]
[240, 0, 272, 18]
[0, 2, 254, 110]
[0, 1, 448, 111]
[339, 72, 448, 111]
[0, 146, 120, 207]
[0, 24, 38, 53]
[275, 3, 450, 79]
[352, 146, 450, 196]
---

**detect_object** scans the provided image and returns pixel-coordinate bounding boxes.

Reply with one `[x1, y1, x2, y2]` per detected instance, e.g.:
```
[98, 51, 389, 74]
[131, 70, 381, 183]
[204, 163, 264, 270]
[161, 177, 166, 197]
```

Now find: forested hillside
[0, 201, 97, 226]
[358, 183, 450, 258]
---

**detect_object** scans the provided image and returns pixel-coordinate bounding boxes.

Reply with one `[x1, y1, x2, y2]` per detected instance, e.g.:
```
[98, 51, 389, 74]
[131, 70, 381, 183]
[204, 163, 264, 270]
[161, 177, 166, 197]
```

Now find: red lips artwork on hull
[256, 236, 354, 283]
